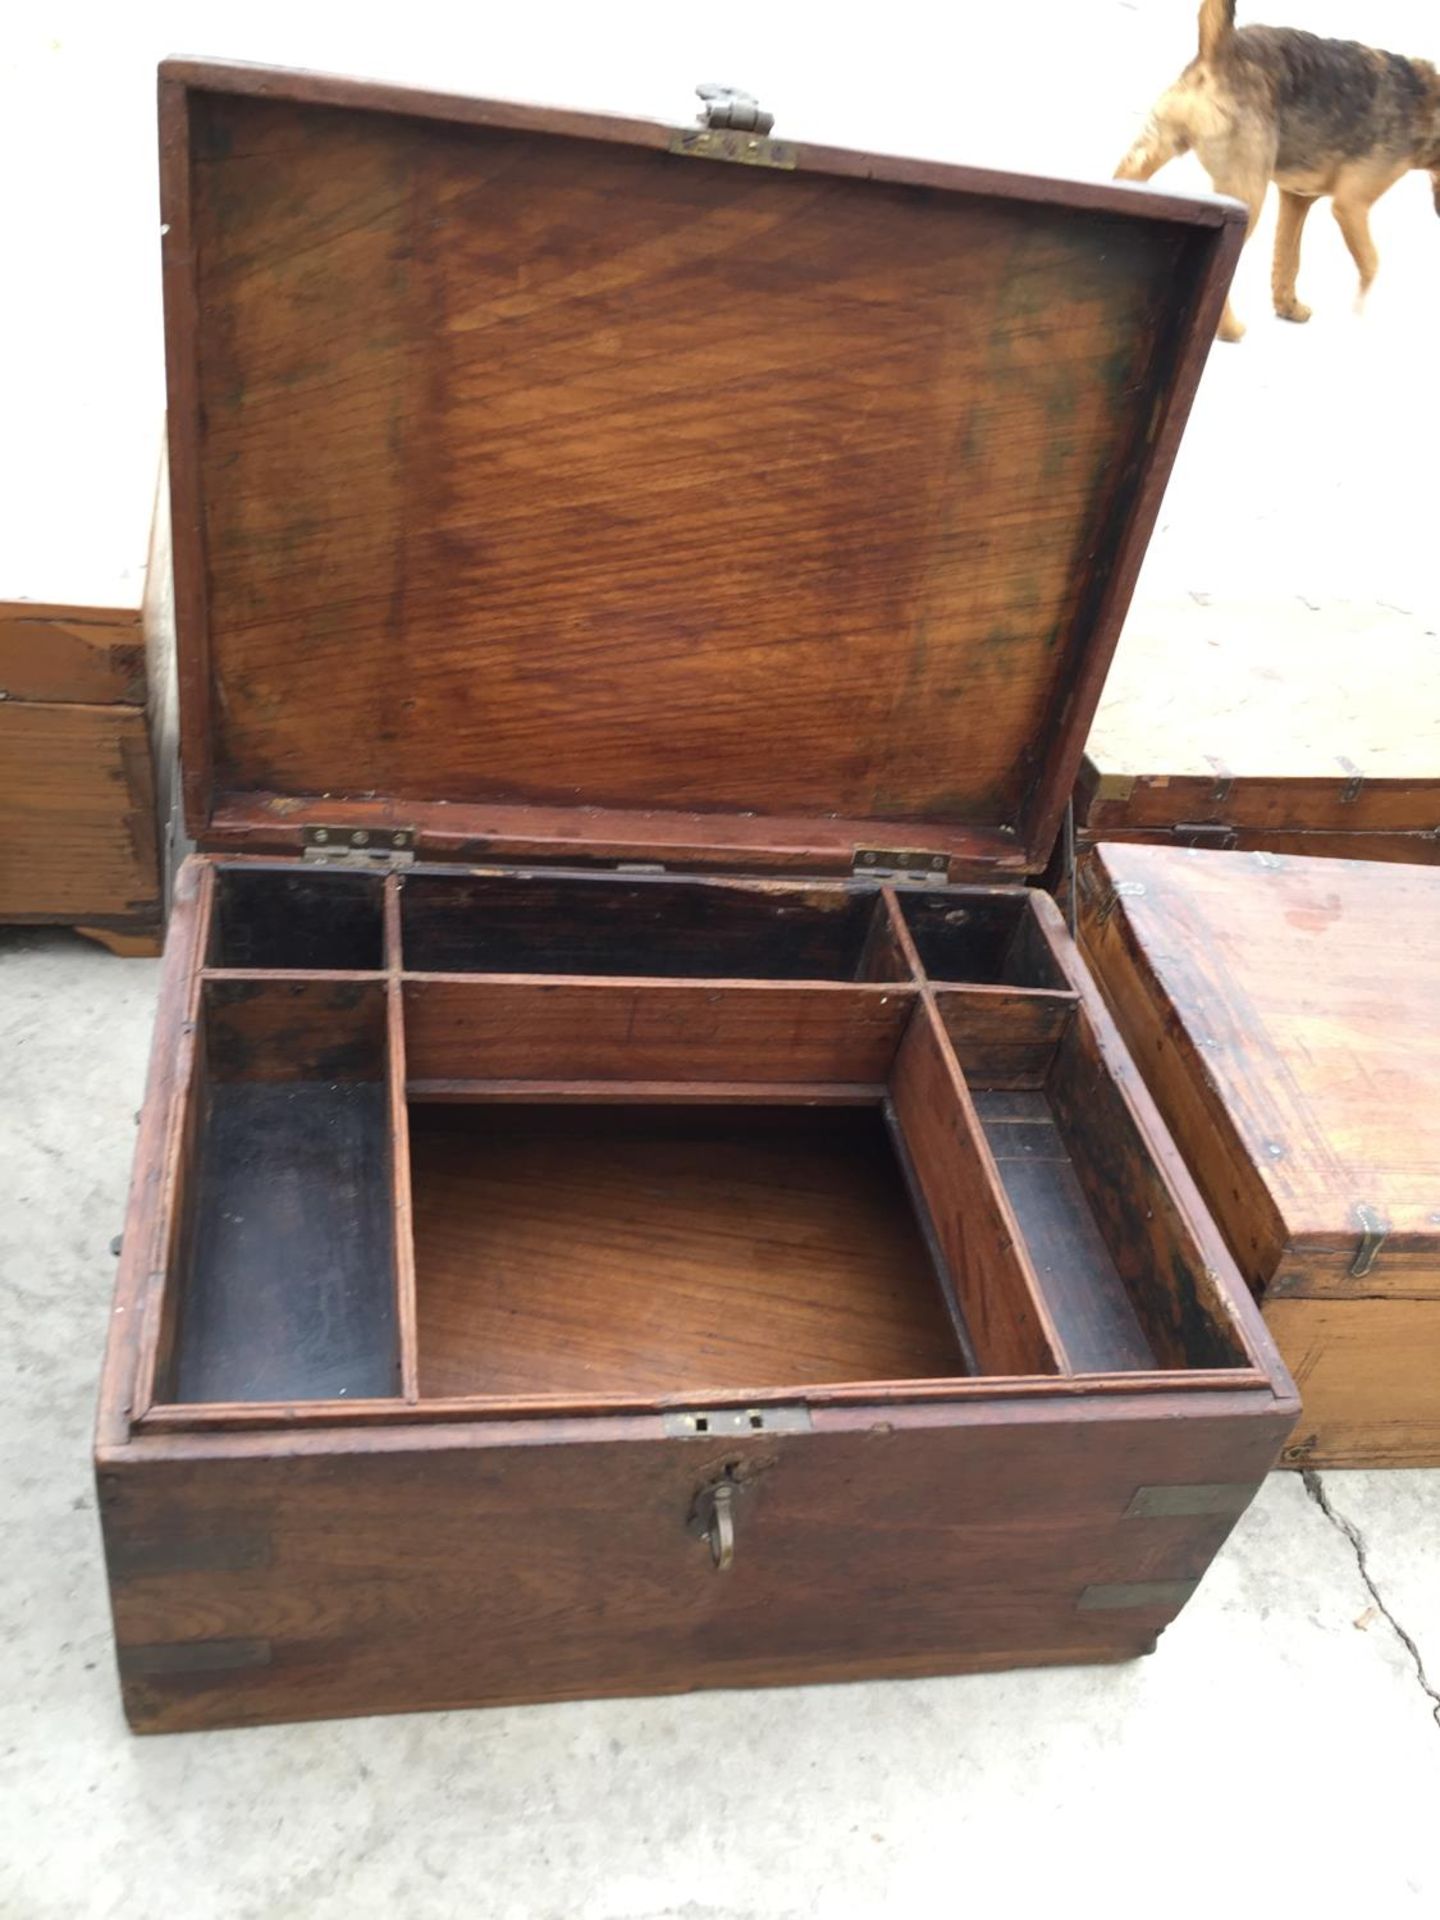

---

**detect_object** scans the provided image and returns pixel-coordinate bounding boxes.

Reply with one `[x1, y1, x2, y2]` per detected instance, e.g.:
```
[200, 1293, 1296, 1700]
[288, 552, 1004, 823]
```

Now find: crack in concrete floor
[1303, 1469, 1440, 1733]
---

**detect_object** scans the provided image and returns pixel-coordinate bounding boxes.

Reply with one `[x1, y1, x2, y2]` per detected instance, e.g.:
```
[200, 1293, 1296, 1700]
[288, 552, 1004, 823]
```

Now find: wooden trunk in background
[1079, 844, 1440, 1468]
[1066, 597, 1440, 867]
[0, 443, 174, 954]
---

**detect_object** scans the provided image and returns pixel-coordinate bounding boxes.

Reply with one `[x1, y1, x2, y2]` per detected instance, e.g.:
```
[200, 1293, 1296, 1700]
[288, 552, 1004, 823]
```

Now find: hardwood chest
[97, 59, 1297, 1733]
[1068, 598, 1440, 866]
[1080, 844, 1440, 1470]
[0, 437, 172, 955]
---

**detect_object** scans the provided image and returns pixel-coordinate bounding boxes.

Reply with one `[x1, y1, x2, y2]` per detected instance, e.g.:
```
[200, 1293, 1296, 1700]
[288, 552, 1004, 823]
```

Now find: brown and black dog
[1117, 0, 1440, 339]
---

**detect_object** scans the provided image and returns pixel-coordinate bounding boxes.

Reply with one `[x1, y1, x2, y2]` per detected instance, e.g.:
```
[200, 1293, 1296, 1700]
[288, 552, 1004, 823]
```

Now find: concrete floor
[5, 1, 1440, 1912]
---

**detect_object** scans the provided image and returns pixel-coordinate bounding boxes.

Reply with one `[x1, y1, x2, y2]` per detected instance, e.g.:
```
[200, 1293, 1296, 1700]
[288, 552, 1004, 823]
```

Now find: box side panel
[1269, 1297, 1440, 1469]
[1077, 853, 1292, 1301]
[0, 700, 160, 931]
[100, 1395, 1291, 1732]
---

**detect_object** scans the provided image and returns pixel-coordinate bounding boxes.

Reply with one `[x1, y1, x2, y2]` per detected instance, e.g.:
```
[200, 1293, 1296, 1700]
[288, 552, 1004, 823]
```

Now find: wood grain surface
[0, 700, 160, 929]
[1079, 844, 1440, 1467]
[163, 66, 1232, 870]
[1080, 846, 1440, 1290]
[410, 1104, 966, 1398]
[98, 1387, 1291, 1733]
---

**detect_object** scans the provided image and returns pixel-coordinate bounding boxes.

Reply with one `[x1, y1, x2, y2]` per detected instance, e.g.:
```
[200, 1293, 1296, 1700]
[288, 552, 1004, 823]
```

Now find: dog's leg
[1212, 188, 1266, 342]
[1271, 190, 1316, 322]
[1115, 112, 1187, 183]
[1332, 195, 1381, 310]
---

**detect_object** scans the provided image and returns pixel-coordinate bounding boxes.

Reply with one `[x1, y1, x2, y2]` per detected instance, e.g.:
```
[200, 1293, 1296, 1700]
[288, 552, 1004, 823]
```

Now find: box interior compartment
[937, 988, 1252, 1374]
[210, 866, 385, 970]
[145, 863, 1259, 1419]
[159, 976, 401, 1403]
[399, 871, 908, 981]
[409, 1103, 971, 1398]
[897, 890, 1071, 989]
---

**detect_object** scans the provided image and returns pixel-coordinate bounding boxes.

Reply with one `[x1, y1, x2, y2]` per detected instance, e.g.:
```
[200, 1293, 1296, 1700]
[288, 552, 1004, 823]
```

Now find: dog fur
[1117, 0, 1440, 339]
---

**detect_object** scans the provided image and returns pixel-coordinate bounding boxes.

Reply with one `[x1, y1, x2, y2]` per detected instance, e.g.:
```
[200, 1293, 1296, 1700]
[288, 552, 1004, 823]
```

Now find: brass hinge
[853, 847, 951, 884]
[301, 825, 416, 870]
[670, 84, 796, 169]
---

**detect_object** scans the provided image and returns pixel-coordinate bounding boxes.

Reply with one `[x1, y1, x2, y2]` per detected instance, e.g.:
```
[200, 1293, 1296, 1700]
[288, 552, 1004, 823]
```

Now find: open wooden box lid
[161, 58, 1242, 879]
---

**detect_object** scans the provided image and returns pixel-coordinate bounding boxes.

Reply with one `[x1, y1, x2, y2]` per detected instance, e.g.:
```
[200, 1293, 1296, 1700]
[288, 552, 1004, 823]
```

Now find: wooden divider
[385, 875, 420, 1399]
[888, 1000, 1070, 1377]
[403, 976, 916, 1089]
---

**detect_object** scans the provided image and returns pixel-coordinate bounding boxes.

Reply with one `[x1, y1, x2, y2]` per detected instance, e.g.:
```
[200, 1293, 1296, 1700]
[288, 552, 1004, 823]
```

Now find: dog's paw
[1275, 298, 1312, 324]
[1218, 316, 1247, 343]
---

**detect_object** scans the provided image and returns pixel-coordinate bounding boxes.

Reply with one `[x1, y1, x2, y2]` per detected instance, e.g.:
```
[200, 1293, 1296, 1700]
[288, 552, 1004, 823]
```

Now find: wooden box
[0, 440, 172, 955]
[1080, 844, 1440, 1470]
[1069, 598, 1440, 866]
[97, 60, 1297, 1733]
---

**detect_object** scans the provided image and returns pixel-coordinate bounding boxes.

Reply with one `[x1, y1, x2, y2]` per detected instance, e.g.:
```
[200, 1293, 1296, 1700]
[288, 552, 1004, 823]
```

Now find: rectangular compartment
[897, 889, 1070, 989]
[403, 976, 915, 1094]
[405, 990, 1064, 1397]
[400, 871, 908, 981]
[410, 1103, 971, 1398]
[937, 988, 1252, 1375]
[209, 865, 385, 970]
[159, 976, 401, 1402]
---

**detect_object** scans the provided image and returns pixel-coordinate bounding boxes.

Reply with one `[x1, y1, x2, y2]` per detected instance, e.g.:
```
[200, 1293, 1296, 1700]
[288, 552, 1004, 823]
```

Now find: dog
[1117, 0, 1440, 339]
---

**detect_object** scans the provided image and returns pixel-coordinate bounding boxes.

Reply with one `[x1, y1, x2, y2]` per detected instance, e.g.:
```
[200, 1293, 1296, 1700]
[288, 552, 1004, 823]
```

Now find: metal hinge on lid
[670, 85, 796, 169]
[1173, 823, 1239, 849]
[301, 825, 416, 870]
[853, 848, 951, 883]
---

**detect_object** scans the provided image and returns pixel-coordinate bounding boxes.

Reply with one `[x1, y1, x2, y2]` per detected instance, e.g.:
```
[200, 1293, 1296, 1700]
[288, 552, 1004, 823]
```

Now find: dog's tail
[1197, 0, 1236, 61]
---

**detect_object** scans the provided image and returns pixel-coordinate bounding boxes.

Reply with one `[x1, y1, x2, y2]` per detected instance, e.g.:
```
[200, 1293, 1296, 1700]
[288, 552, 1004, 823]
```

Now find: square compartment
[897, 890, 1069, 989]
[210, 866, 386, 970]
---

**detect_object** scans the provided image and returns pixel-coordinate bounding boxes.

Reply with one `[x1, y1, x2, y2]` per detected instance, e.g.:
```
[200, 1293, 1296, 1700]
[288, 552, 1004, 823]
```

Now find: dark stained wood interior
[410, 1104, 969, 1398]
[211, 865, 385, 970]
[976, 1090, 1155, 1373]
[898, 890, 1070, 988]
[174, 82, 1222, 868]
[153, 859, 1263, 1410]
[399, 871, 892, 979]
[165, 978, 399, 1403]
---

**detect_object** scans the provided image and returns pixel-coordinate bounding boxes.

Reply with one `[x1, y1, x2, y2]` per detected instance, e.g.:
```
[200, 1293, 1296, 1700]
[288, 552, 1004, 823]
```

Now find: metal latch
[301, 825, 416, 870]
[853, 847, 951, 884]
[663, 1405, 811, 1438]
[695, 83, 774, 133]
[1174, 823, 1238, 850]
[670, 84, 796, 169]
[1349, 1203, 1389, 1279]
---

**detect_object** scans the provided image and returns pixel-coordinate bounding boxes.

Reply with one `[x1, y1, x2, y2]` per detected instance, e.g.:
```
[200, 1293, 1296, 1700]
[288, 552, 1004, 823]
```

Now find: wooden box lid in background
[1078, 843, 1440, 1299]
[162, 58, 1242, 877]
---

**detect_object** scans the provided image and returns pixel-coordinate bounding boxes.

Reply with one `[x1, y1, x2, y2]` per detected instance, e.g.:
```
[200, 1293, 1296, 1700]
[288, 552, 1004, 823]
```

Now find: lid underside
[163, 61, 1237, 873]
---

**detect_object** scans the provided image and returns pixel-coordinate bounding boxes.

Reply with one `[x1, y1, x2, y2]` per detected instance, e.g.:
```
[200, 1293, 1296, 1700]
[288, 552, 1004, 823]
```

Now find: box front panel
[101, 1398, 1289, 1733]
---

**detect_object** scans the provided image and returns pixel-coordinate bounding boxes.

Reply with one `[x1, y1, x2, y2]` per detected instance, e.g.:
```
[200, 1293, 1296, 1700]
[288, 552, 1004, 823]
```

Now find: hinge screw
[313, 828, 329, 844]
[352, 830, 370, 847]
[392, 832, 408, 849]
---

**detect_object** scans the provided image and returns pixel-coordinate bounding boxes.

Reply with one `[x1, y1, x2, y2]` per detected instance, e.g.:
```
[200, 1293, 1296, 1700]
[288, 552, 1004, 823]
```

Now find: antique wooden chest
[0, 436, 171, 955]
[97, 59, 1297, 1733]
[1079, 844, 1440, 1470]
[1068, 597, 1440, 866]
